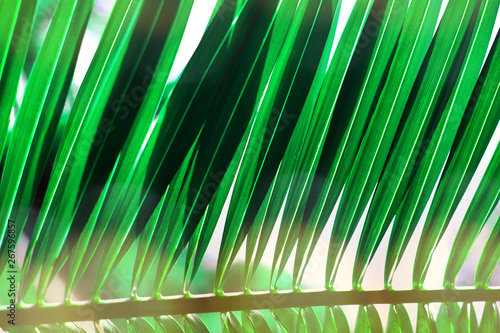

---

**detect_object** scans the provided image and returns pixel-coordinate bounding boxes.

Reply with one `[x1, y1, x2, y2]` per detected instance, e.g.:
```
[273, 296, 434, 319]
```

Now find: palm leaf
[1, 0, 500, 331]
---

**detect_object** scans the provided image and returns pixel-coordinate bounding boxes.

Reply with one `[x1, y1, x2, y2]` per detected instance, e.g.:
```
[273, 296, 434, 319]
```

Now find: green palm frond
[1, 0, 500, 331]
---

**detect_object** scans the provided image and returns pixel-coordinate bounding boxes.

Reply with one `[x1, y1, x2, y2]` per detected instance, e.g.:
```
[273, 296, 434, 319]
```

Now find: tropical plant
[1, 0, 500, 331]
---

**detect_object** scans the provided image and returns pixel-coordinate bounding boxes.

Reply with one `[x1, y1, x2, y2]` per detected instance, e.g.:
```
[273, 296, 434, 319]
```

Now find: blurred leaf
[354, 0, 478, 286]
[327, 0, 443, 287]
[184, 314, 210, 333]
[354, 306, 370, 333]
[304, 307, 322, 332]
[246, 311, 272, 333]
[475, 214, 500, 287]
[445, 142, 500, 286]
[128, 317, 155, 333]
[155, 315, 184, 333]
[226, 312, 243, 333]
[272, 307, 299, 332]
[404, 0, 500, 287]
[94, 320, 121, 333]
[478, 302, 500, 333]
[436, 302, 460, 333]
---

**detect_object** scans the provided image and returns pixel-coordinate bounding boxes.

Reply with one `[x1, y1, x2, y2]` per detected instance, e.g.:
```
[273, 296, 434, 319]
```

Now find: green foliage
[1, 0, 500, 331]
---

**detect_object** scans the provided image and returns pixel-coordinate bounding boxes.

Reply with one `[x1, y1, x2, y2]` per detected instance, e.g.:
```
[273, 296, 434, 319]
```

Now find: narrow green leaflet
[3, 0, 94, 291]
[334, 306, 351, 333]
[0, 0, 79, 250]
[396, 304, 413, 333]
[367, 305, 383, 333]
[215, 0, 336, 291]
[246, 0, 341, 290]
[184, 133, 245, 291]
[275, 0, 411, 289]
[322, 307, 337, 333]
[214, 0, 315, 290]
[150, 144, 197, 297]
[272, 307, 299, 332]
[0, 0, 39, 271]
[417, 304, 438, 333]
[387, 304, 413, 333]
[456, 303, 478, 333]
[81, 0, 197, 290]
[478, 302, 500, 333]
[353, 0, 479, 286]
[435, 302, 460, 333]
[0, 0, 22, 78]
[95, 320, 122, 332]
[387, 307, 400, 332]
[184, 314, 210, 333]
[17, 0, 145, 301]
[294, 0, 409, 289]
[180, 0, 308, 282]
[221, 314, 231, 333]
[246, 311, 273, 333]
[418, 26, 500, 288]
[226, 312, 243, 333]
[155, 315, 184, 333]
[37, 324, 64, 333]
[297, 308, 307, 333]
[259, 0, 377, 290]
[60, 322, 85, 333]
[326, 0, 443, 288]
[131, 186, 169, 296]
[304, 307, 322, 332]
[475, 214, 500, 287]
[444, 142, 500, 286]
[391, 0, 500, 287]
[241, 311, 253, 333]
[64, 159, 119, 299]
[244, 176, 276, 290]
[9, 0, 92, 226]
[58, 0, 195, 299]
[143, 0, 283, 296]
[183, 207, 205, 293]
[128, 317, 155, 333]
[354, 306, 370, 333]
[7, 326, 37, 333]
[131, 132, 198, 294]
[261, 0, 341, 288]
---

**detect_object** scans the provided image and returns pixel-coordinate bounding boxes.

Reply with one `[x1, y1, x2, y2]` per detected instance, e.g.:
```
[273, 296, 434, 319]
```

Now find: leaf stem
[6, 288, 500, 326]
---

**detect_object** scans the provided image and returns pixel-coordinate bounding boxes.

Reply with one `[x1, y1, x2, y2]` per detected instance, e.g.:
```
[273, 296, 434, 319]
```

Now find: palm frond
[1, 0, 500, 331]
